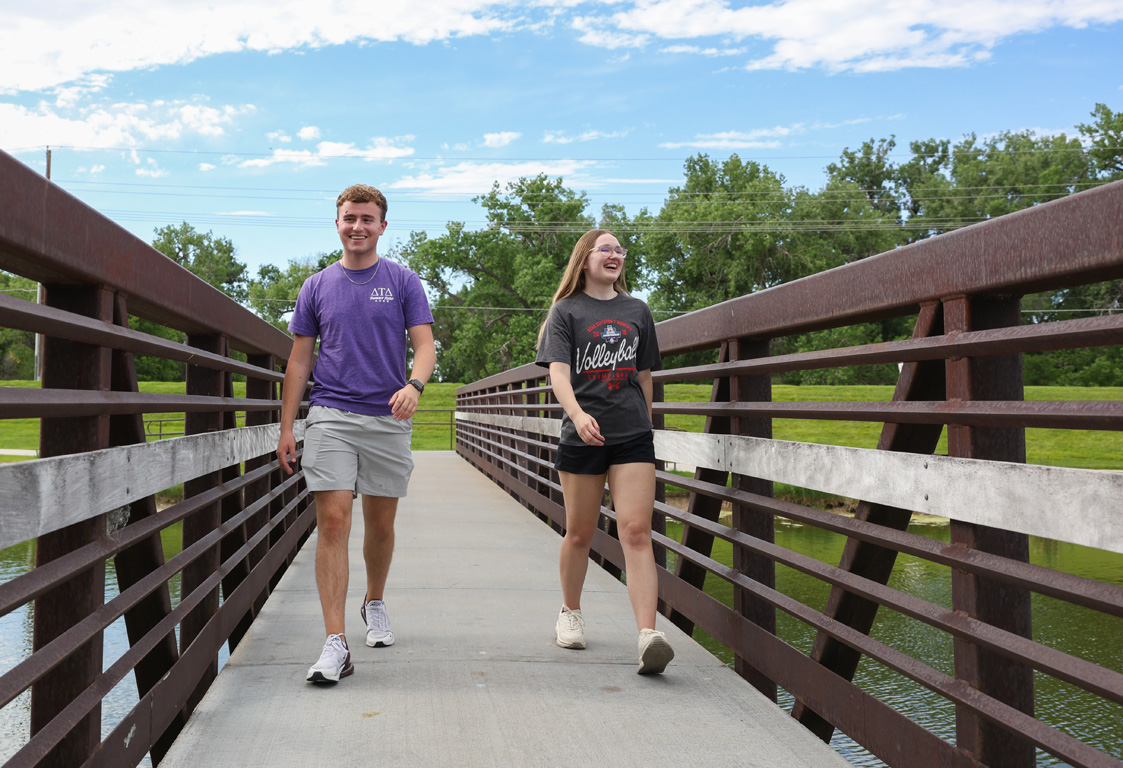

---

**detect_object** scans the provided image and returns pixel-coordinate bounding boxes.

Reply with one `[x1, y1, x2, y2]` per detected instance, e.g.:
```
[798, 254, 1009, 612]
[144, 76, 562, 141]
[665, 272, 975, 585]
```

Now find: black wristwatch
[408, 379, 425, 394]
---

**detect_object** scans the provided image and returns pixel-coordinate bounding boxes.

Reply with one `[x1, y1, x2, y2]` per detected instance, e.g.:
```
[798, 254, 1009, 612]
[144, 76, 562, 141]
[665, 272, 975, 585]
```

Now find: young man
[276, 184, 435, 684]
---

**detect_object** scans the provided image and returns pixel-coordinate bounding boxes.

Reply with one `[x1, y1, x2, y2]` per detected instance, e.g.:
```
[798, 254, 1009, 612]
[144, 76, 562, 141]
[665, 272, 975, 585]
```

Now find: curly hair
[335, 184, 388, 220]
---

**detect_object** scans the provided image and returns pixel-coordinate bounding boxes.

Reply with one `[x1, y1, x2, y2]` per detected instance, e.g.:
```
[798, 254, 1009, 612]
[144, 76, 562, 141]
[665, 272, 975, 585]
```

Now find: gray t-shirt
[535, 291, 662, 446]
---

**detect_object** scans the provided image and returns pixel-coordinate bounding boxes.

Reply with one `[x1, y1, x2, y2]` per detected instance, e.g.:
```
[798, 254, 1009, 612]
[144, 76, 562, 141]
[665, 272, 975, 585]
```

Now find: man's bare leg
[314, 490, 355, 640]
[362, 495, 398, 601]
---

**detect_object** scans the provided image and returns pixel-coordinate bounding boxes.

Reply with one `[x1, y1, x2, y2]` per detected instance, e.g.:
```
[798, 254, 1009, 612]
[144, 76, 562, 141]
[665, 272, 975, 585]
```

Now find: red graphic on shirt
[577, 318, 638, 390]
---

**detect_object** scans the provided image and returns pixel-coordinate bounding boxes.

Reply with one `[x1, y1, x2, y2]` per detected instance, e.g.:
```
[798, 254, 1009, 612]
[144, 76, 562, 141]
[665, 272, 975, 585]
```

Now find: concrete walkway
[161, 451, 850, 768]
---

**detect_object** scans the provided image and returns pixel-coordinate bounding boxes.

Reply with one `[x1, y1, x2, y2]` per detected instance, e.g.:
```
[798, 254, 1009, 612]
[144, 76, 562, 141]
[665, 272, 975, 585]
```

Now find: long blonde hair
[537, 229, 629, 346]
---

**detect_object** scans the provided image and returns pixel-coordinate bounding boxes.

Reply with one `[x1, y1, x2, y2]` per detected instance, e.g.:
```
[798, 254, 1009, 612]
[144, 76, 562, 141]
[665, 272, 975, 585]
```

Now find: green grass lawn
[1, 381, 1118, 469]
[663, 383, 1122, 470]
[0, 379, 460, 456]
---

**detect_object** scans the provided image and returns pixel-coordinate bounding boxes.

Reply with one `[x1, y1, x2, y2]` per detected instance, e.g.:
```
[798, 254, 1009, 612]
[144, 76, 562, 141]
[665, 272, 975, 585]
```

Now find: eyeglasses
[589, 245, 628, 257]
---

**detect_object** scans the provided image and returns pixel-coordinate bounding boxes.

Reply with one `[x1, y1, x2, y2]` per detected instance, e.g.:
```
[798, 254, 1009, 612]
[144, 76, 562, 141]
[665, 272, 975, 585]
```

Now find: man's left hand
[389, 385, 421, 420]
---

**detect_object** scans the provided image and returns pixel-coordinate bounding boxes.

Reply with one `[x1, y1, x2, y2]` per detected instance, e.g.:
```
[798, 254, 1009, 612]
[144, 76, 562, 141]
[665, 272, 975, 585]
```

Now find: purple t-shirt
[289, 259, 434, 416]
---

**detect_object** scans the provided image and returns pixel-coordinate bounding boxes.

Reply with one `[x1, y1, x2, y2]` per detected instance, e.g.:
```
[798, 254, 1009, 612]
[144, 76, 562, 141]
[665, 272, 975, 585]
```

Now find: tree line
[1, 102, 1120, 384]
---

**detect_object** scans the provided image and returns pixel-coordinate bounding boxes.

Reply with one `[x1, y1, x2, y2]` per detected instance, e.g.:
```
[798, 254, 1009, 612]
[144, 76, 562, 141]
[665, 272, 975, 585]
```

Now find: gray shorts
[301, 406, 414, 497]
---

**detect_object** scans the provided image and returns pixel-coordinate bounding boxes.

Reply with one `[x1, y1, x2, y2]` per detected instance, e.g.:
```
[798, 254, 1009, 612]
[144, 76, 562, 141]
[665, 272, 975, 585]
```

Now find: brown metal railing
[455, 180, 1123, 768]
[0, 150, 313, 767]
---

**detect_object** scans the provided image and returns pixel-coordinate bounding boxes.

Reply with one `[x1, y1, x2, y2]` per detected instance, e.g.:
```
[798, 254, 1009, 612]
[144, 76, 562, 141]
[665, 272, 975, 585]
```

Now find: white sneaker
[361, 598, 395, 647]
[638, 628, 674, 675]
[306, 633, 353, 683]
[555, 606, 586, 649]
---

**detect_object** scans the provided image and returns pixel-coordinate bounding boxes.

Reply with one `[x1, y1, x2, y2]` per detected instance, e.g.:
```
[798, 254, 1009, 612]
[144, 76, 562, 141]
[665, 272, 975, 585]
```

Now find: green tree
[399, 175, 593, 381]
[0, 271, 37, 380]
[128, 223, 250, 380]
[1077, 102, 1123, 181]
[646, 154, 902, 314]
[644, 155, 794, 316]
[902, 129, 1093, 236]
[152, 222, 249, 301]
[826, 136, 902, 218]
[248, 251, 338, 331]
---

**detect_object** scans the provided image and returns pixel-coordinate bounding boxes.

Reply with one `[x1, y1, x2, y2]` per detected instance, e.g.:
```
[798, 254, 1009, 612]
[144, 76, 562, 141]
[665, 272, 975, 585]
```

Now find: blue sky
[2, 0, 1121, 278]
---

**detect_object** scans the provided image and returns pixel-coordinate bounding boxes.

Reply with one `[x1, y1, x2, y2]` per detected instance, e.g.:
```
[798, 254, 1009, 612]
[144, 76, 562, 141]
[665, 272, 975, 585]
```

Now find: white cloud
[136, 158, 168, 177]
[658, 118, 877, 149]
[0, 1, 519, 94]
[238, 136, 416, 168]
[199, 162, 216, 171]
[660, 136, 783, 150]
[2, 1, 1117, 97]
[390, 159, 600, 195]
[0, 97, 253, 150]
[297, 126, 322, 140]
[659, 44, 745, 56]
[582, 0, 1123, 72]
[483, 131, 521, 148]
[267, 130, 293, 143]
[572, 15, 649, 49]
[543, 129, 630, 144]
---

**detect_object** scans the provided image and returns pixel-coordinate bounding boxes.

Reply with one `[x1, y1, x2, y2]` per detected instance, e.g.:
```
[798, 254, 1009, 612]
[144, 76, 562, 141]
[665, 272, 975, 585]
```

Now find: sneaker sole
[638, 637, 674, 675]
[306, 662, 354, 684]
[555, 630, 586, 650]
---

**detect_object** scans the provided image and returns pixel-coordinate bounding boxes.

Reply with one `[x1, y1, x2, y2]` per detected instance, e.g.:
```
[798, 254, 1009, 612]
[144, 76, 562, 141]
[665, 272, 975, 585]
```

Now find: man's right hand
[277, 431, 298, 475]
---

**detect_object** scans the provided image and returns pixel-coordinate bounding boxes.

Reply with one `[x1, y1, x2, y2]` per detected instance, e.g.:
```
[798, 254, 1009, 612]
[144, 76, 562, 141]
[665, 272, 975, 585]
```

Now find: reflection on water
[0, 526, 189, 767]
[683, 517, 1123, 767]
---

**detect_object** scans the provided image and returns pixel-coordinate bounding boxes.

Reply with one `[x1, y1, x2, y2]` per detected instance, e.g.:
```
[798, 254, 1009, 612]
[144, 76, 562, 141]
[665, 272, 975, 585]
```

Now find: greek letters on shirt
[369, 287, 395, 303]
[576, 319, 638, 390]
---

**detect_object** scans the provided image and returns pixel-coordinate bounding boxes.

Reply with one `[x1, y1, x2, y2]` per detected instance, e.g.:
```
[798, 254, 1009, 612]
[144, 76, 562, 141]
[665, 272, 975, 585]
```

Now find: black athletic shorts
[554, 431, 656, 475]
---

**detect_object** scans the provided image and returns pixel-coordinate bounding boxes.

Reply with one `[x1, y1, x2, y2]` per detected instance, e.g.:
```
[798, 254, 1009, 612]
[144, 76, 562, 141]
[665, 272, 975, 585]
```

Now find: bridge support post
[237, 354, 278, 646]
[730, 337, 777, 700]
[944, 295, 1034, 768]
[665, 342, 732, 636]
[180, 333, 226, 714]
[793, 302, 946, 740]
[108, 293, 185, 763]
[31, 284, 113, 767]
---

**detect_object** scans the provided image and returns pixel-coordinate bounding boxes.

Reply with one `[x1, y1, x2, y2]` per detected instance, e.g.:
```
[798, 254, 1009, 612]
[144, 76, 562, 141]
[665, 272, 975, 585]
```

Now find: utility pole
[34, 147, 51, 381]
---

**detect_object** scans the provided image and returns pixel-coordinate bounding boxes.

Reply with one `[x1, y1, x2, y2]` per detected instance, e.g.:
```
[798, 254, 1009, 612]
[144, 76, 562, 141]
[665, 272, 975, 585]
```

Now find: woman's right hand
[573, 411, 604, 446]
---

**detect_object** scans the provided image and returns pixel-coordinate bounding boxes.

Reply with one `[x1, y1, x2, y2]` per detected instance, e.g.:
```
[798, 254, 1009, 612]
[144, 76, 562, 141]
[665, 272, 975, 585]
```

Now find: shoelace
[366, 602, 390, 632]
[320, 634, 347, 664]
[562, 611, 582, 631]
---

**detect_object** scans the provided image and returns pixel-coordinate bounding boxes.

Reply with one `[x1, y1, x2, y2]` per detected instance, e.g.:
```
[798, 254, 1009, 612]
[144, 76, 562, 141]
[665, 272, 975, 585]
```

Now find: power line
[28, 143, 1123, 161]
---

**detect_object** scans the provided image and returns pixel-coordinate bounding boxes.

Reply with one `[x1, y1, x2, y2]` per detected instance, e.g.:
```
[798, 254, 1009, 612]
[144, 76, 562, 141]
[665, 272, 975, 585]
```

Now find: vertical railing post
[108, 292, 184, 762]
[242, 354, 277, 628]
[665, 342, 732, 635]
[729, 337, 776, 700]
[180, 333, 226, 714]
[218, 360, 248, 651]
[651, 378, 667, 576]
[944, 295, 1034, 768]
[31, 284, 113, 767]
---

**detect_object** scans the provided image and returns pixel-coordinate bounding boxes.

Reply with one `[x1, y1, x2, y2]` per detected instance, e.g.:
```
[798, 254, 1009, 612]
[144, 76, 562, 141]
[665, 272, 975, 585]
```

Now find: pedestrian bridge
[1, 148, 1123, 768]
[157, 452, 847, 768]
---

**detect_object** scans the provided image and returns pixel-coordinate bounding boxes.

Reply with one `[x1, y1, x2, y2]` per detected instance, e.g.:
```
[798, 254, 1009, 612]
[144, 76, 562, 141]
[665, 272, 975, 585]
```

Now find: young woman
[535, 229, 674, 675]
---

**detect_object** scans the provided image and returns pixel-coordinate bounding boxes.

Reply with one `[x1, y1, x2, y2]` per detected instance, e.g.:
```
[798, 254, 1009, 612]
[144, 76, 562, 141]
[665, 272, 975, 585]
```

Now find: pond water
[0, 525, 232, 768]
[678, 516, 1123, 767]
